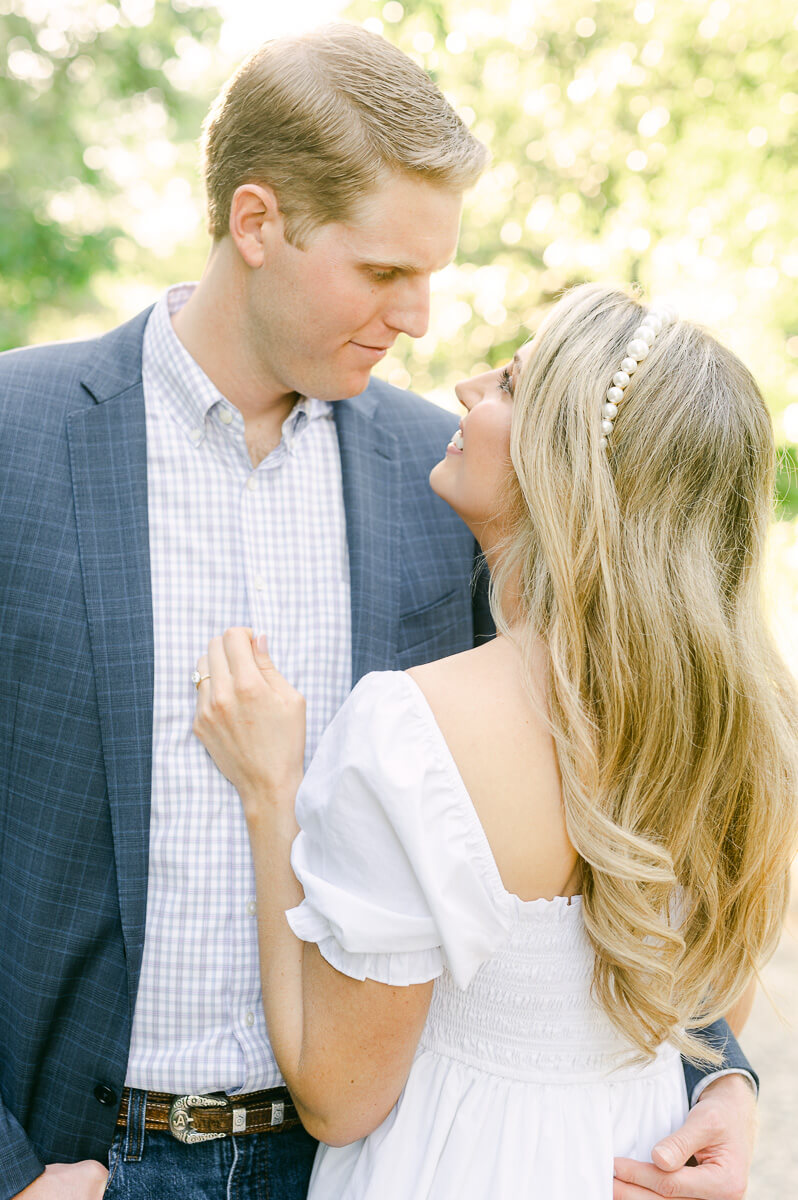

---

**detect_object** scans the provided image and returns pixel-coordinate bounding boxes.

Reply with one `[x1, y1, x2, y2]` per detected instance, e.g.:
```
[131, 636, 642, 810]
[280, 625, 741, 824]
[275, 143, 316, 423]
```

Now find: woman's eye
[370, 268, 399, 283]
[498, 366, 514, 395]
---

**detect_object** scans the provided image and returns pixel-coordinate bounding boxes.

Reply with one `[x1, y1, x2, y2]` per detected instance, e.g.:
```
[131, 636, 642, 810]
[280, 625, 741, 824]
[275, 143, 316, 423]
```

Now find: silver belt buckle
[168, 1094, 229, 1144]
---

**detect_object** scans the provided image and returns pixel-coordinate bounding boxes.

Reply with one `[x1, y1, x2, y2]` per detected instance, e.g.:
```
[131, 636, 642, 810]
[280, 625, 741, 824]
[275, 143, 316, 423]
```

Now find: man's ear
[229, 183, 283, 268]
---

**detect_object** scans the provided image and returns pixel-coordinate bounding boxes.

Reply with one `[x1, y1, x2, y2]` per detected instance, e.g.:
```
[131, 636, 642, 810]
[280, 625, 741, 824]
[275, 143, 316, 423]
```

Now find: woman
[193, 284, 797, 1197]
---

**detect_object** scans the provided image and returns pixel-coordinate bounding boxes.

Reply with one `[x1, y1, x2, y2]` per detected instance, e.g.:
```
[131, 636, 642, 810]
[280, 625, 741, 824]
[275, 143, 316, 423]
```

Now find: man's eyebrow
[361, 259, 419, 273]
[361, 253, 456, 274]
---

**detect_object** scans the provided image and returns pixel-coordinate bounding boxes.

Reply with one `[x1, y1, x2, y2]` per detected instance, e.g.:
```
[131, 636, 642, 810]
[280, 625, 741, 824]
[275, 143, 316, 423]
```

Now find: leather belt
[117, 1086, 300, 1144]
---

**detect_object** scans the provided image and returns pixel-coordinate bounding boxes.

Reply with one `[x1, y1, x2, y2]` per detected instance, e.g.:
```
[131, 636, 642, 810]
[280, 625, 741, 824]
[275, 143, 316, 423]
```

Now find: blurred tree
[344, 0, 798, 519]
[2, 0, 796, 520]
[0, 0, 221, 351]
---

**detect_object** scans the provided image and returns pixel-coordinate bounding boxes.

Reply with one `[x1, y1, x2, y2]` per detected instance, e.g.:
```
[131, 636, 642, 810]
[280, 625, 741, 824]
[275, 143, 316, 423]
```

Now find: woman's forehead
[512, 341, 535, 369]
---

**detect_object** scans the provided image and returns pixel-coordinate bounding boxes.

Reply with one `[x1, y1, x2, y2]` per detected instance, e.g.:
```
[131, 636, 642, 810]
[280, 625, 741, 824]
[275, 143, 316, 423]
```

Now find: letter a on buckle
[168, 1094, 229, 1144]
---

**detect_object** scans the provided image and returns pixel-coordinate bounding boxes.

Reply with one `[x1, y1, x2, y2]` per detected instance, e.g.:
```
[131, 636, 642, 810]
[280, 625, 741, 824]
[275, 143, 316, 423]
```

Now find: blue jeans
[103, 1090, 318, 1199]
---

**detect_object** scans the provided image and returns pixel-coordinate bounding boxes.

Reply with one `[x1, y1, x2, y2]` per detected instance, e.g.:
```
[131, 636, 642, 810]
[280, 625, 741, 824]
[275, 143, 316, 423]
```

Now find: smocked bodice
[421, 896, 679, 1084]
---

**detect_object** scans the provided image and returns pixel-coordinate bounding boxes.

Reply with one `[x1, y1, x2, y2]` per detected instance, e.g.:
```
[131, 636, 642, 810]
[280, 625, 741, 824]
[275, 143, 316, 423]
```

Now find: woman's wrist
[239, 775, 302, 824]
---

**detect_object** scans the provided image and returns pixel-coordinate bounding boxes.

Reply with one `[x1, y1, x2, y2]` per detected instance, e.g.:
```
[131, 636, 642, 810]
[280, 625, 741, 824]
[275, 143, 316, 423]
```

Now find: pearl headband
[600, 304, 678, 450]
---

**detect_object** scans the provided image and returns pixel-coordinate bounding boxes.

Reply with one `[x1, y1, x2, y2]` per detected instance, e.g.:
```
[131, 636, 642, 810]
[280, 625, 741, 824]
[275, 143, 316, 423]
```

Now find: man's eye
[370, 268, 400, 282]
[498, 366, 514, 395]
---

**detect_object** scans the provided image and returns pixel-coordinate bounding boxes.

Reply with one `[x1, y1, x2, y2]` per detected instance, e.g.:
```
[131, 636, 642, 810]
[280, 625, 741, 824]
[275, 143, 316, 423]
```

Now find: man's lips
[350, 341, 391, 360]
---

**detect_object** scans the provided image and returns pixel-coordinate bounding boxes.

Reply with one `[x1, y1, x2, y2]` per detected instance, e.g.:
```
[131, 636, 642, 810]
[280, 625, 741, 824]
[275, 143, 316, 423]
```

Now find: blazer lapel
[334, 388, 400, 684]
[67, 310, 154, 1012]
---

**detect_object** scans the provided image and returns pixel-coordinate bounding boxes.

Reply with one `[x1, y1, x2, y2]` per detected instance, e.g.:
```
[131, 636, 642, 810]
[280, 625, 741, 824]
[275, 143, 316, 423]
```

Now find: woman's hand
[193, 628, 306, 817]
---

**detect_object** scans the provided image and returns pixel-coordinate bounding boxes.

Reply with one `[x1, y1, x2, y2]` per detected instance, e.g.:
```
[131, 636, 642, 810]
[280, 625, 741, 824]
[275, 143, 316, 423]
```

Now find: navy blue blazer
[0, 308, 491, 1194]
[0, 309, 751, 1197]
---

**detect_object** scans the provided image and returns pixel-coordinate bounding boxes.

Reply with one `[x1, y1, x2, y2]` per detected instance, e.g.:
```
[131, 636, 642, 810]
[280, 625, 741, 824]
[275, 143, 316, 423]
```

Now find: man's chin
[308, 369, 373, 402]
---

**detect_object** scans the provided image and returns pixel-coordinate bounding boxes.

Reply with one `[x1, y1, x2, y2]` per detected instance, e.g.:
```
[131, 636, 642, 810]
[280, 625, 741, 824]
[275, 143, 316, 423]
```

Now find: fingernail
[256, 634, 268, 653]
[656, 1146, 677, 1169]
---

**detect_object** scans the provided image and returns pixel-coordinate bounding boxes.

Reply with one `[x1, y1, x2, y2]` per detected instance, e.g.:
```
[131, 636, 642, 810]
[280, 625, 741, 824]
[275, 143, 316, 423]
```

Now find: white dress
[285, 672, 688, 1199]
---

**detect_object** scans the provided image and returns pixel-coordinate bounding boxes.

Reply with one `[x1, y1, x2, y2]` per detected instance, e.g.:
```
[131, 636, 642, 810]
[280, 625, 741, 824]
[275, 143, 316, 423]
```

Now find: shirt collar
[144, 283, 332, 447]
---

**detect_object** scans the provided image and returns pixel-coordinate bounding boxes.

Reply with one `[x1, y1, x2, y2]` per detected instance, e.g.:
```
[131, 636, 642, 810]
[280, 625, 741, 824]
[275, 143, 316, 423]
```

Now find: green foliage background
[2, 9, 796, 1180]
[344, 0, 798, 514]
[0, 0, 224, 349]
[1, 0, 796, 516]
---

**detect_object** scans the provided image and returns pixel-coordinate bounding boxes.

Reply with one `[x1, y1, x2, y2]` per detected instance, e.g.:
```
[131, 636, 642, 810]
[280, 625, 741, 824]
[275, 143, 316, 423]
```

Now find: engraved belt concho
[168, 1093, 230, 1144]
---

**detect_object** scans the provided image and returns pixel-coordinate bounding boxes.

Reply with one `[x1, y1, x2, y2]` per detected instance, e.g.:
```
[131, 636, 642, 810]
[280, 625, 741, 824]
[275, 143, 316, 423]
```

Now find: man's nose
[384, 276, 431, 340]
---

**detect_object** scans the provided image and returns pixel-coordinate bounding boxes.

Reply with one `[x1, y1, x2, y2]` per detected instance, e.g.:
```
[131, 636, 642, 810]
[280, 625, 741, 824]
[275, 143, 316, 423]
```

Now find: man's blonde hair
[491, 283, 798, 1063]
[201, 23, 489, 245]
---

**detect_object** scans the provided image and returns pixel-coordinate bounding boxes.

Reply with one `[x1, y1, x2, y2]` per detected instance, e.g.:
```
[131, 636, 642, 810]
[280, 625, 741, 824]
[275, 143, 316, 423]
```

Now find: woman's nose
[454, 378, 480, 410]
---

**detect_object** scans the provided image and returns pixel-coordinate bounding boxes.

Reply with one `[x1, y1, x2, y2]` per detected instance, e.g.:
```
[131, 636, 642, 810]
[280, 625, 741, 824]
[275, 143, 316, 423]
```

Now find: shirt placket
[229, 424, 296, 1088]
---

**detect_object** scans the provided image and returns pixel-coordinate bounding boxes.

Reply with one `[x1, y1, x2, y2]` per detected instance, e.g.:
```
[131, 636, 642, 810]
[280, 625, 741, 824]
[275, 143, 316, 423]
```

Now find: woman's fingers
[221, 626, 258, 677]
[193, 628, 306, 804]
[208, 634, 233, 695]
[252, 632, 292, 692]
[220, 626, 295, 701]
[194, 653, 210, 707]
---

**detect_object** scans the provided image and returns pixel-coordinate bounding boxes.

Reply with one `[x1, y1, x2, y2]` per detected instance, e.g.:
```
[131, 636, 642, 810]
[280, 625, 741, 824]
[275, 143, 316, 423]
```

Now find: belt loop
[123, 1088, 147, 1162]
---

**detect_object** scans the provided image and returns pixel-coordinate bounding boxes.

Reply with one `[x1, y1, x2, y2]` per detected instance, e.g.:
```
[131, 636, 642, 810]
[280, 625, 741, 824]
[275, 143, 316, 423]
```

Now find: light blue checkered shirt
[125, 283, 352, 1094]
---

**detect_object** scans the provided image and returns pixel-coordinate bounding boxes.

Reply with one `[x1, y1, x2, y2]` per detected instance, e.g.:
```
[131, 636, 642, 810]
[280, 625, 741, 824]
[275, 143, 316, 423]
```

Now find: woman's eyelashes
[498, 365, 514, 396]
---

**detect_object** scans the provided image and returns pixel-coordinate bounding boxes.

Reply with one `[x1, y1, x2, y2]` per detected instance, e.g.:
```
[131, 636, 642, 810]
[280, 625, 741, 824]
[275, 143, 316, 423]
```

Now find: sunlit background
[2, 0, 796, 1190]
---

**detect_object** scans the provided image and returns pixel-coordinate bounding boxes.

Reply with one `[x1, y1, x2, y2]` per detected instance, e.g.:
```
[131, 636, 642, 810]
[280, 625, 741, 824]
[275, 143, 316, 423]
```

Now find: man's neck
[169, 265, 298, 437]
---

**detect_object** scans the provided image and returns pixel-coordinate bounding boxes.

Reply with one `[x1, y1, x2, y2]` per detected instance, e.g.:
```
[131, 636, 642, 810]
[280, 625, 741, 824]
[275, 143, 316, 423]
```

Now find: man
[0, 23, 757, 1200]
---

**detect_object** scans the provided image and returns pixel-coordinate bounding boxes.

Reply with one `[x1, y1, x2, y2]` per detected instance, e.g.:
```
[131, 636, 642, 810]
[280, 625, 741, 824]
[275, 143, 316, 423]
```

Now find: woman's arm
[244, 789, 433, 1146]
[194, 628, 433, 1146]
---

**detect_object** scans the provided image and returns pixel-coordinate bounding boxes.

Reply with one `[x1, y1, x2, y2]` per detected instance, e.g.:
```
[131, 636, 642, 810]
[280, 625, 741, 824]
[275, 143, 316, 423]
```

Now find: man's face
[249, 173, 462, 401]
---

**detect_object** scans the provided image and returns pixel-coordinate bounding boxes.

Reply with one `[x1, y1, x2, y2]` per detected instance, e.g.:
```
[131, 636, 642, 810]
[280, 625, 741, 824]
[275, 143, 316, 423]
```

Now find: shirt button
[190, 427, 203, 444]
[254, 575, 266, 591]
[246, 475, 258, 491]
[218, 407, 233, 425]
[245, 1011, 255, 1027]
[247, 901, 257, 916]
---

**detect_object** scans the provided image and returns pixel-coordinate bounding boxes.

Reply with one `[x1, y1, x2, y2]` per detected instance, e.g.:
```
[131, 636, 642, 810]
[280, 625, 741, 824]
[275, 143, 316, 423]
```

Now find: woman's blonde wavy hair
[490, 283, 798, 1063]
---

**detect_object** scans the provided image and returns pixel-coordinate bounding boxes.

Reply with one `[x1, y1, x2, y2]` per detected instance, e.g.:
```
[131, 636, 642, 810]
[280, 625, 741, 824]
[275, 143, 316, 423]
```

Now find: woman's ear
[229, 182, 283, 268]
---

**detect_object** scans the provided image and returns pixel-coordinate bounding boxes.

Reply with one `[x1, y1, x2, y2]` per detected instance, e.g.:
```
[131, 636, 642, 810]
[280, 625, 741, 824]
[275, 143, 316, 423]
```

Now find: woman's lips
[446, 427, 464, 454]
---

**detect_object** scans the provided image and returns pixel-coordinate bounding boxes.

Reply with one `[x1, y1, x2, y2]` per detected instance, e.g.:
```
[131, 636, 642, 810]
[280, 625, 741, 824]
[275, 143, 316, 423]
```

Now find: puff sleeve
[285, 672, 512, 989]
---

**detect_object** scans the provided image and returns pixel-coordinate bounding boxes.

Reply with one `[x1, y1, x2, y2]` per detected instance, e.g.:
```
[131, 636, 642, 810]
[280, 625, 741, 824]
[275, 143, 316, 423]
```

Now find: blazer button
[94, 1083, 118, 1107]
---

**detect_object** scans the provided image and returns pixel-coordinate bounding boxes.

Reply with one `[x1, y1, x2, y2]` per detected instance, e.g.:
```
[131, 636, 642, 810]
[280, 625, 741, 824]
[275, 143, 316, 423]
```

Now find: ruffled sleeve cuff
[285, 898, 445, 986]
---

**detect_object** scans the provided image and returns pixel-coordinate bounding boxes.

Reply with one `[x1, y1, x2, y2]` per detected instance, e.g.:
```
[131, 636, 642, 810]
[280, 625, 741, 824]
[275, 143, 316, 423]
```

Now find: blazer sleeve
[682, 1019, 758, 1105]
